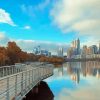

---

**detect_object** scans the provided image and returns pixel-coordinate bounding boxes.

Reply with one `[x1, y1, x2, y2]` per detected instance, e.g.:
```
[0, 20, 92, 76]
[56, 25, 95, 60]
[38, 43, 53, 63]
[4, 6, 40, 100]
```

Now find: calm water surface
[45, 61, 100, 100]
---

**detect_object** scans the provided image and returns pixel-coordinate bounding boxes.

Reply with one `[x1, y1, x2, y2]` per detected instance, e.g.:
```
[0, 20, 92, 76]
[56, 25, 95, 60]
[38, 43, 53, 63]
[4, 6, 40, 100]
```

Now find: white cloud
[16, 39, 69, 54]
[0, 8, 15, 26]
[55, 82, 100, 100]
[0, 32, 10, 46]
[50, 0, 100, 38]
[24, 25, 31, 30]
[81, 37, 100, 47]
[0, 33, 69, 54]
[0, 33, 68, 53]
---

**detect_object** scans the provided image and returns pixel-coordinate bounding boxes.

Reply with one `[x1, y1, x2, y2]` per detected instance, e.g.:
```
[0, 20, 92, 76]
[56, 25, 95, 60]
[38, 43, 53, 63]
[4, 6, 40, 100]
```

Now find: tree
[0, 47, 9, 66]
[19, 51, 28, 62]
[7, 42, 21, 64]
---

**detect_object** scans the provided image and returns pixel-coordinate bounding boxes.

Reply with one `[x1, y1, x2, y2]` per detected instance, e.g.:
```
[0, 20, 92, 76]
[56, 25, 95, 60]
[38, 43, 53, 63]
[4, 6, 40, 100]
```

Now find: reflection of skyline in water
[45, 61, 100, 100]
[66, 61, 100, 84]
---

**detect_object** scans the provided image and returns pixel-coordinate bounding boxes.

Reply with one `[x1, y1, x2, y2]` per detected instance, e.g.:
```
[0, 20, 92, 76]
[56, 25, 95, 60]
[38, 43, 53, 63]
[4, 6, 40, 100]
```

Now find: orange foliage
[0, 41, 41, 66]
[39, 56, 64, 64]
[0, 47, 9, 66]
[7, 42, 21, 64]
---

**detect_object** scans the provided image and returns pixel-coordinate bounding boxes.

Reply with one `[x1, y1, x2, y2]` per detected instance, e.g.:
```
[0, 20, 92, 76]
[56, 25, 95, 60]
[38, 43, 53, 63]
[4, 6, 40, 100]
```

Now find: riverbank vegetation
[39, 56, 63, 65]
[0, 41, 64, 66]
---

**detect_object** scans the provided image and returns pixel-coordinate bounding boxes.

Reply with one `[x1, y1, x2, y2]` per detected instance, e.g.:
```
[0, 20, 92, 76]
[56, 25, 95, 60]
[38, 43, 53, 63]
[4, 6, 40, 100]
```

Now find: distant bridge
[0, 62, 54, 100]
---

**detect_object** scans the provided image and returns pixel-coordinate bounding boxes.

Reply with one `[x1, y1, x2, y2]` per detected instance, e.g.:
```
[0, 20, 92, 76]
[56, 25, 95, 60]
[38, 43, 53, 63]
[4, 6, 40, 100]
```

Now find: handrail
[0, 64, 52, 80]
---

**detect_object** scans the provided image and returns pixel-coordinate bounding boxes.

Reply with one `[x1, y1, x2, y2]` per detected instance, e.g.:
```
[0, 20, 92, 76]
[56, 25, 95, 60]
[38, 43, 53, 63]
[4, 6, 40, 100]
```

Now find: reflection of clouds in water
[55, 81, 100, 100]
[45, 76, 69, 83]
[46, 62, 100, 100]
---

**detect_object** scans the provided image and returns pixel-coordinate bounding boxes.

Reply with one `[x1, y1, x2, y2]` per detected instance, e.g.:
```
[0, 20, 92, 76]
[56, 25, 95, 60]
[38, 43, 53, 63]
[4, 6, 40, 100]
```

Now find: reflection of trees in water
[23, 81, 54, 100]
[66, 61, 100, 83]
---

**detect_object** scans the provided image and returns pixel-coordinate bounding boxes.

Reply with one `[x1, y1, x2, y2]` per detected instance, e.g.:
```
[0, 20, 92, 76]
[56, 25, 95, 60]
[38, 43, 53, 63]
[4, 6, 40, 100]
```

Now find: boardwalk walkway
[0, 62, 54, 100]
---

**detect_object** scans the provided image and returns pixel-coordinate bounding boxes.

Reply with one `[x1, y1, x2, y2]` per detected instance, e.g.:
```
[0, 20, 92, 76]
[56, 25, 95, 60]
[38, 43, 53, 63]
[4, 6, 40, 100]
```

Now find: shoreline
[65, 58, 100, 62]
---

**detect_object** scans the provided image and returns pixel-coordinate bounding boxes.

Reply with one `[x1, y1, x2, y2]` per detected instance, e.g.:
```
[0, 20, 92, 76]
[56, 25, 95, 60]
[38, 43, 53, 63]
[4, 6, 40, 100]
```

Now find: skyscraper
[99, 42, 100, 54]
[76, 38, 80, 55]
[87, 45, 98, 54]
[67, 47, 74, 58]
[58, 47, 63, 57]
[82, 45, 87, 55]
[71, 38, 80, 55]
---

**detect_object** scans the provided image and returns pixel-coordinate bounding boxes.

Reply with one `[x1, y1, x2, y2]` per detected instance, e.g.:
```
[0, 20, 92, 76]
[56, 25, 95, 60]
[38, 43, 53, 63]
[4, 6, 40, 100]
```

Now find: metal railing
[0, 66, 20, 77]
[0, 63, 53, 100]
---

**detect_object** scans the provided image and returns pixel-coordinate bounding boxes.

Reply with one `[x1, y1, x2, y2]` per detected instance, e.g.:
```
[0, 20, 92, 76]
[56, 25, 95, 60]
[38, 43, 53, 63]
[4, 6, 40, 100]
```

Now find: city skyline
[0, 0, 100, 53]
[67, 38, 100, 58]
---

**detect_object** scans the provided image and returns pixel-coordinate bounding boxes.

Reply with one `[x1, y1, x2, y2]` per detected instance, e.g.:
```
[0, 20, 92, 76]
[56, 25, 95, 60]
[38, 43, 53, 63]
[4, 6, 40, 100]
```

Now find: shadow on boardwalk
[23, 81, 54, 100]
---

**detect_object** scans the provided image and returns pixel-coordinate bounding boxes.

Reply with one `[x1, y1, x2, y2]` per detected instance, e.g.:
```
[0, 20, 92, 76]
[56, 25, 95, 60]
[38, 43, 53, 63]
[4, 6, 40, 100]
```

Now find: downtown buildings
[67, 38, 100, 59]
[67, 38, 80, 58]
[33, 46, 51, 56]
[33, 46, 64, 57]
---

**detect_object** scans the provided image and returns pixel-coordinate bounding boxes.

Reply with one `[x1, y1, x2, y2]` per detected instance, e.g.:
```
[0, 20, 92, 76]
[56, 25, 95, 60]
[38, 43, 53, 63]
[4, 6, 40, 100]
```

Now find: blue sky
[0, 0, 99, 53]
[0, 0, 81, 42]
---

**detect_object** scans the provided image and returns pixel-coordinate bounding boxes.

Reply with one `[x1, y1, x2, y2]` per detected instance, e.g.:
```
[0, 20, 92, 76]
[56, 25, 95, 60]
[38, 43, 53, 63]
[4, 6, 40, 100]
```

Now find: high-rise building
[71, 38, 80, 55]
[99, 42, 100, 54]
[33, 47, 39, 54]
[82, 45, 87, 55]
[58, 47, 63, 57]
[87, 45, 98, 54]
[67, 47, 73, 58]
[92, 45, 98, 54]
[76, 38, 80, 55]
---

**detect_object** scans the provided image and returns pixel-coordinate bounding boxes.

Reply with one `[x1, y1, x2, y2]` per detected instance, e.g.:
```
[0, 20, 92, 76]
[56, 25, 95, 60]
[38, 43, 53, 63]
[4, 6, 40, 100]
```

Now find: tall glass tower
[99, 42, 100, 54]
[77, 38, 80, 55]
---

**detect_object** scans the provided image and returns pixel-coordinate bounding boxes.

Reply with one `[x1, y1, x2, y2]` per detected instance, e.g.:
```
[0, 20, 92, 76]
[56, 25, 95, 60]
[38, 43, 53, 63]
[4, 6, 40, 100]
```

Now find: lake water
[45, 61, 100, 100]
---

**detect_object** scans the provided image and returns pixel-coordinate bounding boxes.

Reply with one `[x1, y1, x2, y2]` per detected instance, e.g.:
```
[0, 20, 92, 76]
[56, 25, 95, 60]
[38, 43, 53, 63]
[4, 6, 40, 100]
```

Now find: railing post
[38, 68, 39, 80]
[0, 69, 1, 77]
[33, 69, 35, 83]
[29, 71, 30, 85]
[8, 67, 10, 75]
[38, 68, 40, 80]
[3, 67, 4, 77]
[6, 67, 8, 76]
[15, 75, 17, 97]
[14, 67, 15, 74]
[34, 69, 36, 81]
[6, 77, 9, 100]
[21, 73, 23, 94]
[32, 70, 34, 82]
[25, 71, 27, 90]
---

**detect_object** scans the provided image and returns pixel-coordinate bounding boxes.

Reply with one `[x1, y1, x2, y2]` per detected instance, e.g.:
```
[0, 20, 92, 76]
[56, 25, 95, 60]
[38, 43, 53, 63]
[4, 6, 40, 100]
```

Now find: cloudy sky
[0, 0, 100, 53]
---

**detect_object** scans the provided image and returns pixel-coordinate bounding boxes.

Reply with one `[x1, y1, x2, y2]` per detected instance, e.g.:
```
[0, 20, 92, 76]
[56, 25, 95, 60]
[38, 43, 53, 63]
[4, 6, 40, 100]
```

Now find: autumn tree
[39, 56, 64, 64]
[7, 42, 21, 64]
[19, 51, 28, 62]
[39, 56, 47, 62]
[0, 47, 9, 66]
